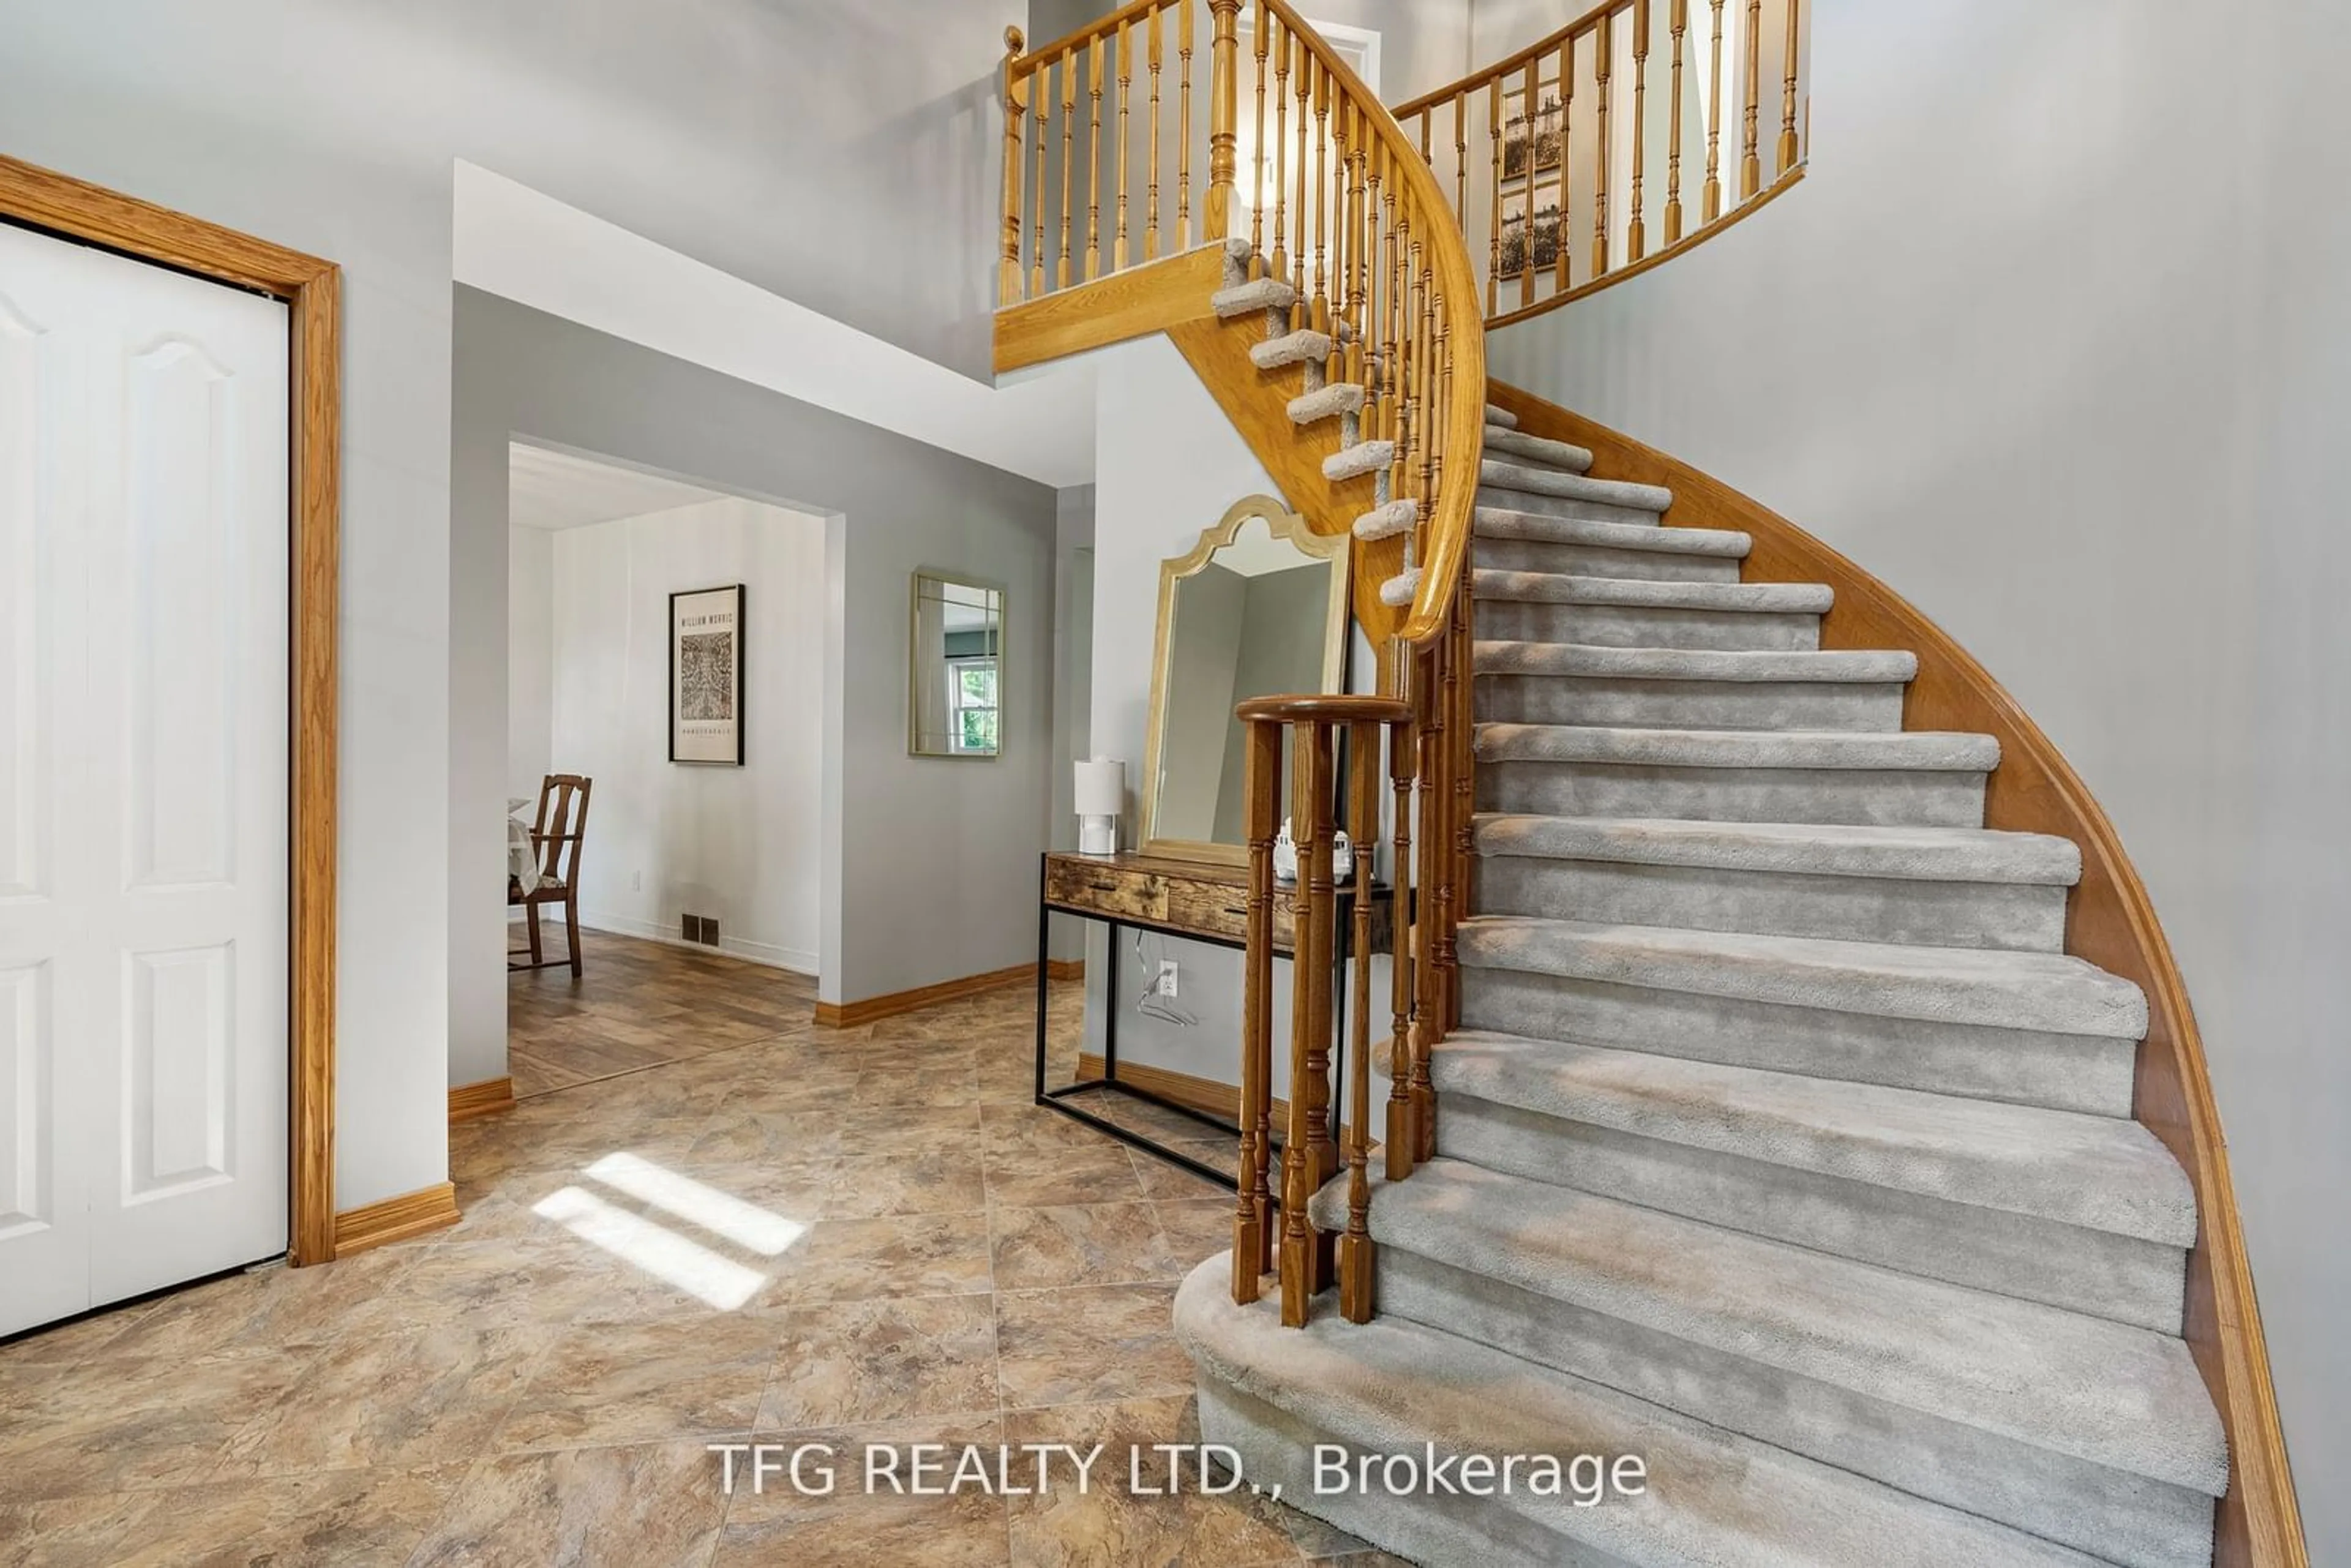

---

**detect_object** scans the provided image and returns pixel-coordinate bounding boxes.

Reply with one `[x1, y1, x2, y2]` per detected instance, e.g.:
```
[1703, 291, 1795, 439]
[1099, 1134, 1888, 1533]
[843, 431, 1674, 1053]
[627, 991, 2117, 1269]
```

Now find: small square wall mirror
[909, 570, 1004, 758]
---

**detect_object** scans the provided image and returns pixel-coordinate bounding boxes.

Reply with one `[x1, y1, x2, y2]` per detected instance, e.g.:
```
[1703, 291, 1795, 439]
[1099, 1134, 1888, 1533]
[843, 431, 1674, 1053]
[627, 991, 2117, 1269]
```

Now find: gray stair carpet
[1176, 288, 2219, 1564]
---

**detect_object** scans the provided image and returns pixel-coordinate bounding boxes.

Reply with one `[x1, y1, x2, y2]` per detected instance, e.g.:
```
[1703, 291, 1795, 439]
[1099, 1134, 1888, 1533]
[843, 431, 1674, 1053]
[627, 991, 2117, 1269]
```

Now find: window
[948, 657, 998, 755]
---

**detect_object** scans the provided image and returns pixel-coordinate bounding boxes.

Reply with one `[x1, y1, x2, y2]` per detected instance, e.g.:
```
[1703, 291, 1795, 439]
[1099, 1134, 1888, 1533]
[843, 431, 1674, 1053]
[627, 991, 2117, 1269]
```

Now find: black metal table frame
[1032, 855, 1366, 1191]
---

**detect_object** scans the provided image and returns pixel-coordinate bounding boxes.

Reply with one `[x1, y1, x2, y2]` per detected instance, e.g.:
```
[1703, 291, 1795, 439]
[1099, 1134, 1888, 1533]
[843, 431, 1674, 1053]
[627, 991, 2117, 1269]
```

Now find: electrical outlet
[1157, 959, 1179, 999]
[631, 869, 642, 891]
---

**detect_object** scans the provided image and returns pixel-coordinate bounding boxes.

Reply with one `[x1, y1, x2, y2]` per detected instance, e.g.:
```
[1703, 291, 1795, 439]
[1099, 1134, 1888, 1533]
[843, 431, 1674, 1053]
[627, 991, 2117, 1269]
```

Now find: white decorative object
[1074, 757, 1124, 855]
[1273, 818, 1354, 885]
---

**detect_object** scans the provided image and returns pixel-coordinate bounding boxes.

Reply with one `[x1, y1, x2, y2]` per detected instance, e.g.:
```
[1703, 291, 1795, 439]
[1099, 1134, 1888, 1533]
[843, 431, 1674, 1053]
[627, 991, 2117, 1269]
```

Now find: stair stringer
[1166, 309, 1408, 646]
[1484, 377, 2308, 1568]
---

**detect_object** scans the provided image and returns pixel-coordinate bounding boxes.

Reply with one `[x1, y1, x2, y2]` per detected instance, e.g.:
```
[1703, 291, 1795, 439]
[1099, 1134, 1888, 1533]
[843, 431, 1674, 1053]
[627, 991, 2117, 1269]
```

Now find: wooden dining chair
[509, 774, 592, 977]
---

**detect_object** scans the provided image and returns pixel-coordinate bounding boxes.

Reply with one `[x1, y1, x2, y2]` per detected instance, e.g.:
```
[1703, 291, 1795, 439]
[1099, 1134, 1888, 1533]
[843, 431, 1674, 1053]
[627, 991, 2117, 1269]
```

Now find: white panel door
[0, 221, 290, 1337]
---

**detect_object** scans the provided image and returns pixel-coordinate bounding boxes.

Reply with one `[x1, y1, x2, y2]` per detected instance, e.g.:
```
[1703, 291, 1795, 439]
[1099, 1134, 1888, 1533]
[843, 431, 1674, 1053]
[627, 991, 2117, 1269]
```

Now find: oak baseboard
[1046, 958, 1085, 981]
[332, 1182, 460, 1258]
[816, 961, 1041, 1029]
[448, 1076, 516, 1123]
[1073, 1052, 1291, 1129]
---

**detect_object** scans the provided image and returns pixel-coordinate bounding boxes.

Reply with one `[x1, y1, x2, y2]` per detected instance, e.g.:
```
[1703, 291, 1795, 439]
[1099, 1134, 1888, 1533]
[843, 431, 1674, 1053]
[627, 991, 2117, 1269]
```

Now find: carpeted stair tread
[1428, 1029, 2193, 1244]
[1472, 570, 1830, 612]
[1482, 459, 1672, 512]
[1475, 507, 1747, 554]
[1289, 381, 1363, 424]
[1251, 328, 1331, 369]
[1333, 1161, 2226, 1496]
[1457, 914, 2148, 1038]
[1476, 722, 1998, 772]
[1353, 498, 1415, 540]
[1324, 440, 1393, 481]
[1474, 640, 1916, 683]
[1173, 1261, 2107, 1568]
[1483, 426, 1595, 473]
[1474, 813, 2080, 884]
[1484, 401, 1518, 429]
[1212, 276, 1299, 317]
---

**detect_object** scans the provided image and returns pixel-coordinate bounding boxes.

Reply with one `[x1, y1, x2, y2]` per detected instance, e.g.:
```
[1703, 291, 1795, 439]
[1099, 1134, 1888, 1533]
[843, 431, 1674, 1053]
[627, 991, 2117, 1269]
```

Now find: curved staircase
[1173, 397, 2230, 1566]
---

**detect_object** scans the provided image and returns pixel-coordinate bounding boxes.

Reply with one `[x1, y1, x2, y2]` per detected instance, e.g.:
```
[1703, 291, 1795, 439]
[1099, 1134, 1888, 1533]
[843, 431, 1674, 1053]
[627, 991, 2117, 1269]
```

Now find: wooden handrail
[1391, 0, 1807, 329]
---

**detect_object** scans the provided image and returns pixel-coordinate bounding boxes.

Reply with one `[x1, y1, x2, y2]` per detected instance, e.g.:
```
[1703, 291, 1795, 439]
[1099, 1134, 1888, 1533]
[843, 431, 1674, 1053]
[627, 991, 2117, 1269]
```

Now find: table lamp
[1074, 757, 1123, 855]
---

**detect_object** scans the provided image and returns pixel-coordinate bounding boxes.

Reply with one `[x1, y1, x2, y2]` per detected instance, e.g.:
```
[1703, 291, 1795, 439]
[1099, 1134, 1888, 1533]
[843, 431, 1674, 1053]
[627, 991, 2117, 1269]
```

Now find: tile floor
[0, 932, 1404, 1567]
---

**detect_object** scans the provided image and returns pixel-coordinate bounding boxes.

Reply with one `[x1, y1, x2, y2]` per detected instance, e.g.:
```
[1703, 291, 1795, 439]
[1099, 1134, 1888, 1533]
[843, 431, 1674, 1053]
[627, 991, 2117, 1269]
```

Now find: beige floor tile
[0, 1462, 468, 1568]
[495, 1311, 778, 1452]
[988, 1201, 1190, 1291]
[407, 1439, 728, 1567]
[756, 1295, 1000, 1432]
[212, 1318, 552, 1477]
[983, 1144, 1149, 1208]
[0, 1347, 317, 1501]
[754, 1214, 996, 1307]
[1002, 1397, 1303, 1567]
[991, 1283, 1196, 1411]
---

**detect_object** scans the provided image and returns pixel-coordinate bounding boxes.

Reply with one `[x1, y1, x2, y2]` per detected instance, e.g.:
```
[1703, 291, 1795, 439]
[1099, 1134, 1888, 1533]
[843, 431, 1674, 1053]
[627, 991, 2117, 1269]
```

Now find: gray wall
[452, 288, 1057, 1079]
[1488, 0, 2347, 1546]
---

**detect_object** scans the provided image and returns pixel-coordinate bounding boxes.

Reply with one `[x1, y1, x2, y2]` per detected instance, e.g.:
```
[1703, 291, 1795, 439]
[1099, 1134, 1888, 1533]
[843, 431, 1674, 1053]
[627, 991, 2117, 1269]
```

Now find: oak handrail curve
[1389, 0, 1627, 121]
[1256, 0, 1487, 648]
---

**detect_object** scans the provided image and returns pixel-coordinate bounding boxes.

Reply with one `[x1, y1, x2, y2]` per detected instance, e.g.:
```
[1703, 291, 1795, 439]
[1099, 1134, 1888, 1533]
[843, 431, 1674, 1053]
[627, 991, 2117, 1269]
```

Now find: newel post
[1204, 0, 1243, 239]
[1000, 26, 1029, 306]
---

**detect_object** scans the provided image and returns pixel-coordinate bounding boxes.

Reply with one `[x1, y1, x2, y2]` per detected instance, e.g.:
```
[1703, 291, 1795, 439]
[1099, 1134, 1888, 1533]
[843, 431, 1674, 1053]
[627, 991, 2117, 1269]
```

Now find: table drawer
[1161, 878, 1259, 947]
[1046, 858, 1169, 923]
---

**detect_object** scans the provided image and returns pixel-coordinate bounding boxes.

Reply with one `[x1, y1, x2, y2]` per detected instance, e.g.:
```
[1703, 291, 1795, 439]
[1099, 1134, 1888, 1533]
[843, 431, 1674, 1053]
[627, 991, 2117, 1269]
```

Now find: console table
[1033, 850, 1393, 1185]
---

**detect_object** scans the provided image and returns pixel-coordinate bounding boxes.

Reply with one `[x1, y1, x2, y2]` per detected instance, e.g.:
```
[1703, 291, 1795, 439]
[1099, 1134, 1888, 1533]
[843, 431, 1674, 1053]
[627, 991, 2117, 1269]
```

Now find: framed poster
[669, 583, 745, 765]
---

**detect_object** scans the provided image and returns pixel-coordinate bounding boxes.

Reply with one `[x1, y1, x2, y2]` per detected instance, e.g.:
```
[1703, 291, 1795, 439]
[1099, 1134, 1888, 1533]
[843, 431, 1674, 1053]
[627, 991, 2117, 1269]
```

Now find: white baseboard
[576, 909, 818, 977]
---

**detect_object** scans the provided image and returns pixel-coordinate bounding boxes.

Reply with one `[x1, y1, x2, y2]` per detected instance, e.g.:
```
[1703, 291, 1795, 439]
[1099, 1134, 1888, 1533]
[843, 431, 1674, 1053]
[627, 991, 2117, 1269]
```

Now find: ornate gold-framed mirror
[1140, 495, 1351, 865]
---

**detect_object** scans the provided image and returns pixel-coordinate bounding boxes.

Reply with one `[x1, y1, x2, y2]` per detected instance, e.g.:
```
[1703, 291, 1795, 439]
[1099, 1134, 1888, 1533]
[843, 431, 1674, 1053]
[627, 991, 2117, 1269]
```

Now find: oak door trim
[0, 154, 343, 1267]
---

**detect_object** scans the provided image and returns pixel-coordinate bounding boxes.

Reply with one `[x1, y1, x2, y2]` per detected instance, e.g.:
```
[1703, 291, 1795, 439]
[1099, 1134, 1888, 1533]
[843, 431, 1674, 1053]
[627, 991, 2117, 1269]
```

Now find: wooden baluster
[1312, 60, 1330, 337]
[1032, 50, 1050, 296]
[1351, 105, 1371, 367]
[1234, 716, 1281, 1304]
[1280, 721, 1335, 1326]
[1410, 639, 1441, 1155]
[1452, 95, 1466, 234]
[1251, 1, 1269, 263]
[1518, 60, 1537, 309]
[1385, 660, 1416, 1181]
[1485, 81, 1501, 318]
[1000, 29, 1028, 306]
[1339, 716, 1379, 1324]
[1741, 0, 1762, 197]
[1779, 0, 1802, 174]
[1206, 0, 1242, 239]
[1147, 8, 1164, 260]
[1449, 544, 1475, 1035]
[1178, 1, 1196, 246]
[1293, 44, 1311, 315]
[1704, 0, 1727, 220]
[1667, 0, 1688, 245]
[1059, 48, 1077, 288]
[1270, 22, 1289, 292]
[1086, 40, 1104, 280]
[1556, 37, 1575, 293]
[1305, 720, 1340, 1219]
[1592, 11, 1612, 277]
[1115, 20, 1133, 271]
[1629, 0, 1649, 262]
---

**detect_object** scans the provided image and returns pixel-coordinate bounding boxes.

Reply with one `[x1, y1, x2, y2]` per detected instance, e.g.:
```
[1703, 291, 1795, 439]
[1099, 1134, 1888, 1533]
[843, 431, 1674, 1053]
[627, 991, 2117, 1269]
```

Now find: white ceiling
[1215, 514, 1325, 578]
[508, 443, 733, 531]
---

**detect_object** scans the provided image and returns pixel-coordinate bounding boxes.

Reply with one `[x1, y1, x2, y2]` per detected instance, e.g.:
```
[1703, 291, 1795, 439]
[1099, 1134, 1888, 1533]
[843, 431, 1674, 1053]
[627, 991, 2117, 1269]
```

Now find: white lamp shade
[1073, 759, 1125, 817]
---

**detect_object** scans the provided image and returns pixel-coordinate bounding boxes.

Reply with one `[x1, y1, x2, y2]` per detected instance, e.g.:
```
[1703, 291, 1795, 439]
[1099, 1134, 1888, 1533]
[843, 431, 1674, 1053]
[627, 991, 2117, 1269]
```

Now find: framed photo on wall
[669, 583, 745, 765]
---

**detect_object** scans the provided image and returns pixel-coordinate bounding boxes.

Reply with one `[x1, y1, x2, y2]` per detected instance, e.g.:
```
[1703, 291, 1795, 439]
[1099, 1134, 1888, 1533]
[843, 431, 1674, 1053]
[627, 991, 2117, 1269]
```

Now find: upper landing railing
[1394, 0, 1809, 327]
